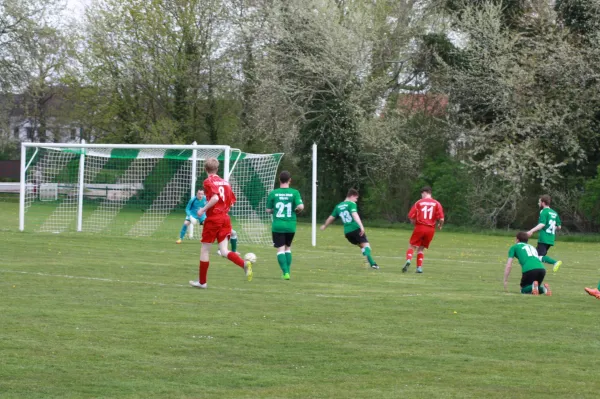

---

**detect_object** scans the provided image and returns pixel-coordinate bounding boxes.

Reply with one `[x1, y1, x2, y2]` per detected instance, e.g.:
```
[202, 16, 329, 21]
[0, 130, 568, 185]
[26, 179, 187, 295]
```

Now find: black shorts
[536, 242, 552, 257]
[345, 229, 368, 246]
[273, 232, 295, 248]
[520, 268, 546, 288]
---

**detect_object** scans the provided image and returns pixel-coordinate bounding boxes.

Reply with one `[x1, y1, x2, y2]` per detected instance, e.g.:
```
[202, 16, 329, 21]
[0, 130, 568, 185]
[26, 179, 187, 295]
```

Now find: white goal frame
[18, 141, 319, 246]
[19, 141, 234, 233]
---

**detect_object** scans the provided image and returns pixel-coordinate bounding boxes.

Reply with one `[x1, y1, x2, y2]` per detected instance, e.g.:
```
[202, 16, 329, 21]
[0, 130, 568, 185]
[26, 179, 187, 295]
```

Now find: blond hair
[204, 157, 219, 174]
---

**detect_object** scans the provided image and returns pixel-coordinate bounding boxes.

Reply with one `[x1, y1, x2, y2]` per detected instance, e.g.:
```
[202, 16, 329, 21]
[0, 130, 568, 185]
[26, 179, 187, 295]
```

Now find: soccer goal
[19, 142, 283, 244]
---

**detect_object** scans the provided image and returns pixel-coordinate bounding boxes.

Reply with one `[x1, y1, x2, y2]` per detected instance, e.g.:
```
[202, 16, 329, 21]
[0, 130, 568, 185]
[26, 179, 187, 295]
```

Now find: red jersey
[408, 198, 444, 227]
[203, 174, 236, 218]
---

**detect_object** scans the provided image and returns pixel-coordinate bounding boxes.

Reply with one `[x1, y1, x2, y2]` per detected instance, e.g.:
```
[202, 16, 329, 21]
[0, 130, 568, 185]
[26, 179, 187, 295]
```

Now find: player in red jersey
[403, 186, 444, 274]
[189, 157, 253, 289]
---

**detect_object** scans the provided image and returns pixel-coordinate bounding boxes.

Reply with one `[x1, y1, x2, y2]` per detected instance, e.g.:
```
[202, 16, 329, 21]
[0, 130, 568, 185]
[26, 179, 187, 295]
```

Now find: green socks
[277, 252, 289, 275]
[231, 237, 238, 253]
[285, 251, 292, 269]
[541, 255, 557, 265]
[521, 285, 533, 294]
[362, 247, 375, 266]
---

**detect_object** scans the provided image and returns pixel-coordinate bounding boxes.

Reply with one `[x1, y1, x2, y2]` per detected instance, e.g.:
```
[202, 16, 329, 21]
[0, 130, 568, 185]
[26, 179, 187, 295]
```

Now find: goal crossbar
[19, 142, 283, 245]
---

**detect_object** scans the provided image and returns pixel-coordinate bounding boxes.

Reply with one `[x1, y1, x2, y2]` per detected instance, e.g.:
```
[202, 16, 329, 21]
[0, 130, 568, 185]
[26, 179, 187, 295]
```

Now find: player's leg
[283, 233, 295, 279]
[177, 219, 191, 244]
[190, 218, 217, 288]
[359, 241, 378, 269]
[217, 219, 252, 281]
[536, 268, 549, 295]
[404, 228, 420, 272]
[520, 270, 536, 294]
[284, 245, 292, 279]
[416, 228, 435, 273]
[416, 246, 425, 273]
[584, 279, 600, 299]
[537, 243, 562, 271]
[230, 230, 238, 254]
[190, 242, 212, 289]
[273, 232, 289, 278]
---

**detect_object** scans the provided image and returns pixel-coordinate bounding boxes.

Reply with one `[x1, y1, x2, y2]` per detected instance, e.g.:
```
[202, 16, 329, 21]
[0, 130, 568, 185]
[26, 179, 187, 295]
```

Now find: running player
[266, 171, 304, 280]
[403, 186, 444, 273]
[189, 158, 253, 289]
[320, 188, 379, 269]
[526, 194, 563, 272]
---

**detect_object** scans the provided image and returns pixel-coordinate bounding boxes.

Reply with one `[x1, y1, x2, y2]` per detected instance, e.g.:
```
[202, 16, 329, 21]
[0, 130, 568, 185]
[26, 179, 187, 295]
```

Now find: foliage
[580, 165, 600, 229]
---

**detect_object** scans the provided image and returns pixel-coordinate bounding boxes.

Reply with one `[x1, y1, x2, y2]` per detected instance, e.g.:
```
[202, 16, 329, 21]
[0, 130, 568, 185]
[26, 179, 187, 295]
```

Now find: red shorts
[409, 224, 435, 249]
[201, 215, 232, 244]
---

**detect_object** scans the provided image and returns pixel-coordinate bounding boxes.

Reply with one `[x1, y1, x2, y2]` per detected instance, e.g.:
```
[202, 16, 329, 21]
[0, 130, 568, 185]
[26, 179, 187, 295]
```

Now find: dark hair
[516, 232, 529, 243]
[279, 170, 291, 183]
[347, 188, 359, 198]
[540, 195, 551, 206]
[421, 186, 432, 194]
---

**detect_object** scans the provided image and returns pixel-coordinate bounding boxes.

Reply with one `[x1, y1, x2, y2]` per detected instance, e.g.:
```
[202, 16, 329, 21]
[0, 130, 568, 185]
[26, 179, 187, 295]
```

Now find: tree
[80, 0, 238, 144]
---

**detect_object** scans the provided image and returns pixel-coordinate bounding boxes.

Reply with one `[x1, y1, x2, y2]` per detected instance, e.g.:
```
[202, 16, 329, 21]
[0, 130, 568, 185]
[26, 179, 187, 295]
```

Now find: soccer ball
[244, 253, 257, 263]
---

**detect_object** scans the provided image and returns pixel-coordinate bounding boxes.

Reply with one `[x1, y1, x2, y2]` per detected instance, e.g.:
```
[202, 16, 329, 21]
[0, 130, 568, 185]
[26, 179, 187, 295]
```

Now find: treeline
[1, 0, 600, 231]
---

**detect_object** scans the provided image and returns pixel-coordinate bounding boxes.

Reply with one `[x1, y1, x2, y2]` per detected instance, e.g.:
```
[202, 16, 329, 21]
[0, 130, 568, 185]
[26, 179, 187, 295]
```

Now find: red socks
[417, 253, 424, 267]
[199, 261, 209, 284]
[200, 253, 244, 284]
[227, 251, 245, 268]
[406, 248, 414, 261]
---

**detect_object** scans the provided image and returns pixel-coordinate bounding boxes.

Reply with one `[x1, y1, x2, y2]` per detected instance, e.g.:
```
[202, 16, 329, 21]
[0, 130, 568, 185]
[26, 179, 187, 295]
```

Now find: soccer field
[1, 204, 600, 398]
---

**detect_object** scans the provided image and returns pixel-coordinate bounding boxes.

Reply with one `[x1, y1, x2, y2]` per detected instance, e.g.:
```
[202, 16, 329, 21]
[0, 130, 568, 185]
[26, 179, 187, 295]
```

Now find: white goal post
[19, 142, 283, 244]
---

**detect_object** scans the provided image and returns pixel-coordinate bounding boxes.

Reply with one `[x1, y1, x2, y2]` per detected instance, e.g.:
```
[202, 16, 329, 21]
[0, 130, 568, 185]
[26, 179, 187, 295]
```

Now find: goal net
[19, 143, 282, 244]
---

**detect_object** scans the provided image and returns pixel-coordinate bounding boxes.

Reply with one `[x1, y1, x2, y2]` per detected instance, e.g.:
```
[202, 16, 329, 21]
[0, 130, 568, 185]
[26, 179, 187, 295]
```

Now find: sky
[64, 0, 90, 18]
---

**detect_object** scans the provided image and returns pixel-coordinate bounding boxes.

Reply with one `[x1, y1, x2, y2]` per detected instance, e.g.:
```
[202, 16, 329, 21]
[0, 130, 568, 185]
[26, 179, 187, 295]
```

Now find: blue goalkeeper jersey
[186, 196, 207, 222]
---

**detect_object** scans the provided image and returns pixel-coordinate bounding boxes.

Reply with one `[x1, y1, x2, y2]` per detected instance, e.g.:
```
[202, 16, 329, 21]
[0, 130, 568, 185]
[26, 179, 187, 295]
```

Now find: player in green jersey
[320, 188, 379, 270]
[503, 232, 551, 295]
[266, 171, 304, 280]
[526, 195, 563, 272]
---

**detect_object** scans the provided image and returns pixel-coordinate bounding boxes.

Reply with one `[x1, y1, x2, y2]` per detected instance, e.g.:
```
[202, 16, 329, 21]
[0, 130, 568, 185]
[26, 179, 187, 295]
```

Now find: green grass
[2, 203, 600, 398]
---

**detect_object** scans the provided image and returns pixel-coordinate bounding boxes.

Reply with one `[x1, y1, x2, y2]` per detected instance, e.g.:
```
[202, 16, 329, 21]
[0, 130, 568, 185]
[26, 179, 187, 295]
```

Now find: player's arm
[503, 258, 513, 292]
[408, 204, 417, 224]
[527, 223, 545, 237]
[185, 197, 195, 217]
[197, 183, 219, 217]
[351, 211, 365, 236]
[295, 192, 304, 213]
[436, 202, 445, 230]
[320, 216, 336, 231]
[265, 193, 274, 214]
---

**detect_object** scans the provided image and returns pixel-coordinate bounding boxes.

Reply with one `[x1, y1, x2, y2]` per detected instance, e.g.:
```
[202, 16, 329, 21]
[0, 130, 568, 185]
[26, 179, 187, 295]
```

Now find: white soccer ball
[244, 252, 257, 263]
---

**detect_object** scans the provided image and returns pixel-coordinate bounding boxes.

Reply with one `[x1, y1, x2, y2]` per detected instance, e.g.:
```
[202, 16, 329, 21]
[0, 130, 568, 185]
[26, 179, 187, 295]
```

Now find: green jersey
[537, 207, 561, 245]
[331, 201, 360, 234]
[508, 243, 544, 273]
[267, 188, 303, 233]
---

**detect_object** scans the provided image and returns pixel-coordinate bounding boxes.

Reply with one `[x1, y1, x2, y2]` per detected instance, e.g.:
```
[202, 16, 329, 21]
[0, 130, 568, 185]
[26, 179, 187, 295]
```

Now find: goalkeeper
[176, 189, 206, 244]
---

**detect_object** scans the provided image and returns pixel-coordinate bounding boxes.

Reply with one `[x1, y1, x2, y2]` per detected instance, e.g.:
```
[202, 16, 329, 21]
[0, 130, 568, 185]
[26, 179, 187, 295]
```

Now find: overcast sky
[64, 0, 90, 18]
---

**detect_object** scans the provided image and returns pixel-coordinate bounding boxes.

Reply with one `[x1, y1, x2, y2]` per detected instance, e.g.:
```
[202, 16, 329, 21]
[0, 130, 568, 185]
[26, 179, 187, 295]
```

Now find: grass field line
[0, 269, 427, 298]
[294, 248, 486, 264]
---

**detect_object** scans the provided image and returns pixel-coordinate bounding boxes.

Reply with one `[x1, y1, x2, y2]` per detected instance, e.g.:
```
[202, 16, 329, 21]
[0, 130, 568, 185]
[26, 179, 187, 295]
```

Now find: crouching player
[503, 232, 551, 295]
[176, 189, 206, 244]
[189, 157, 253, 289]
